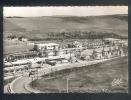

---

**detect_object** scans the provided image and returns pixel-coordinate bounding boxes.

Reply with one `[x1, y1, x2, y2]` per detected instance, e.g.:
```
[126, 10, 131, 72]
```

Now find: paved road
[4, 84, 9, 93]
[12, 76, 31, 93]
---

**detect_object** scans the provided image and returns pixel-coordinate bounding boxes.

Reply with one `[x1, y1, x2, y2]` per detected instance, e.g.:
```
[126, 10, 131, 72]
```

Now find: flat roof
[35, 43, 59, 46]
[81, 49, 94, 55]
[45, 57, 65, 61]
[104, 38, 121, 41]
[94, 48, 103, 52]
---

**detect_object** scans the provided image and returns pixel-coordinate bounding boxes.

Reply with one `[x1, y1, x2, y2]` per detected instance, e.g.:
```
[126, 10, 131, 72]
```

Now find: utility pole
[66, 77, 69, 93]
[10, 61, 16, 78]
[70, 50, 71, 58]
[70, 50, 72, 63]
[37, 68, 38, 79]
[31, 76, 33, 87]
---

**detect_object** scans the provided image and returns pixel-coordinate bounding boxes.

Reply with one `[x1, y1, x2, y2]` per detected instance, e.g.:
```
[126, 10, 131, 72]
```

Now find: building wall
[35, 43, 60, 57]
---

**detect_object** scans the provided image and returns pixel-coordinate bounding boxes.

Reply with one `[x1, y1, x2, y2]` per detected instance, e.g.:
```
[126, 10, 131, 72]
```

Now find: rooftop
[81, 49, 94, 56]
[35, 43, 59, 46]
[104, 38, 121, 41]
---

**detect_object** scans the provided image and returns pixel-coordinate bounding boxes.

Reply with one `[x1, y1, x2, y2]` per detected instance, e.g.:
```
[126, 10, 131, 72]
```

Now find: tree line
[7, 31, 127, 41]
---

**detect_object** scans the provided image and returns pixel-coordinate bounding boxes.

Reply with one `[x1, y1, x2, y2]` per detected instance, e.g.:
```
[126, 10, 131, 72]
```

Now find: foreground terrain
[31, 56, 128, 93]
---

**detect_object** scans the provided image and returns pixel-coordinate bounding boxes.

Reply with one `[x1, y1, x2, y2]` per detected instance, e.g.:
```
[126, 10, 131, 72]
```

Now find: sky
[4, 6, 128, 17]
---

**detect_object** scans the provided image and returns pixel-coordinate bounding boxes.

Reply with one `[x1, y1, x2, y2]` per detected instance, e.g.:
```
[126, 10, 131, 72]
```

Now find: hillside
[3, 14, 128, 40]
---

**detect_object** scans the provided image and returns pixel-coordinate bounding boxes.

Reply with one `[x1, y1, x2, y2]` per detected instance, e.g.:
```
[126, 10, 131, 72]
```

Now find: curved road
[11, 76, 31, 93]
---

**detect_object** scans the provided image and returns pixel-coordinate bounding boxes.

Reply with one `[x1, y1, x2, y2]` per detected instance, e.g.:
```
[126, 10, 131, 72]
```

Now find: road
[4, 84, 9, 93]
[11, 76, 31, 93]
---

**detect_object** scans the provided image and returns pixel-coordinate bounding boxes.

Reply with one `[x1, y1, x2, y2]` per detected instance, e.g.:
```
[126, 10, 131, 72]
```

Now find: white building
[121, 40, 128, 46]
[34, 43, 60, 57]
[103, 38, 122, 45]
[102, 47, 110, 58]
[73, 41, 83, 48]
[93, 48, 103, 60]
[21, 38, 28, 42]
[35, 43, 59, 50]
[85, 39, 104, 48]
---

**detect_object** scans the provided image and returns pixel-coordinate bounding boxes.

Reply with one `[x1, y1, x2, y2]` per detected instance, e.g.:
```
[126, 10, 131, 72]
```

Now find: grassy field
[4, 40, 34, 55]
[4, 14, 128, 39]
[31, 56, 128, 93]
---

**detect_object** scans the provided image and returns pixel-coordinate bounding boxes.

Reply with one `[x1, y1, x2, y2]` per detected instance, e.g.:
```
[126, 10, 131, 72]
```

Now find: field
[31, 56, 128, 93]
[4, 40, 34, 55]
[4, 14, 128, 40]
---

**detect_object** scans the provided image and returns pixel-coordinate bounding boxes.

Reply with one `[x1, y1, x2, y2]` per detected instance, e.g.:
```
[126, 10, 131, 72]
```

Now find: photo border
[0, 0, 130, 100]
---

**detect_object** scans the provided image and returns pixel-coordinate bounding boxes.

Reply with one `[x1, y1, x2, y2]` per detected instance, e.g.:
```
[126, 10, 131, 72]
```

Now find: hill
[3, 14, 128, 40]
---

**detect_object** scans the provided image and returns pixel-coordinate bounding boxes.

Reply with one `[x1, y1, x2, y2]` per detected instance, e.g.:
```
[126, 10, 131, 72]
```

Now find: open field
[4, 14, 128, 40]
[31, 56, 128, 93]
[4, 40, 34, 55]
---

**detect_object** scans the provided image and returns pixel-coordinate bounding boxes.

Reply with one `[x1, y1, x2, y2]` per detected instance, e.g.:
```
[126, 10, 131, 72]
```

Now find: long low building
[4, 51, 38, 62]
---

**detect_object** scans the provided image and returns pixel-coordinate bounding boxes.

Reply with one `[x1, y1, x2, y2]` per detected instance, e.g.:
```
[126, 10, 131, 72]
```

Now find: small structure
[45, 58, 68, 65]
[121, 39, 128, 46]
[102, 46, 110, 58]
[103, 38, 122, 45]
[93, 48, 103, 60]
[118, 47, 125, 56]
[73, 41, 83, 48]
[85, 39, 104, 48]
[18, 36, 28, 42]
[21, 38, 28, 42]
[81, 49, 94, 61]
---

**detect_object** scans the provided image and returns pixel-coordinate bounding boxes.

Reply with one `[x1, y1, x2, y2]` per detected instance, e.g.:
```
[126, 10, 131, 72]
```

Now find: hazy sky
[4, 6, 128, 17]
